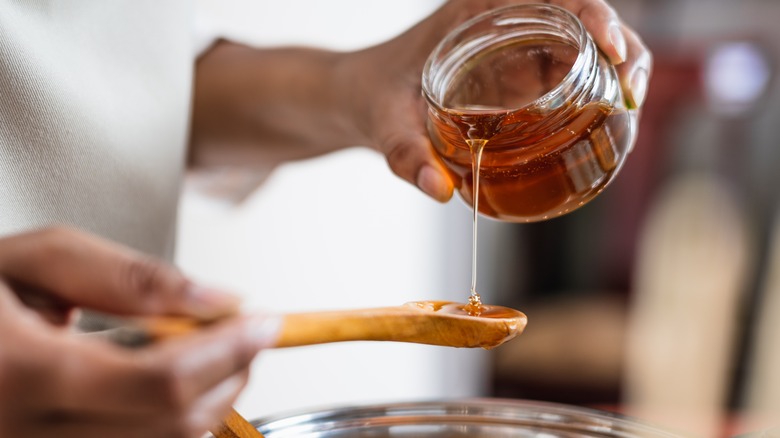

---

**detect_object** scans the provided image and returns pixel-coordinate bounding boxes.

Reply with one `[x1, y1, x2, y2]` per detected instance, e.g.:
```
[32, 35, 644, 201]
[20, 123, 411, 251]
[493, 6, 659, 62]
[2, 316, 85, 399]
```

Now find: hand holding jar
[423, 3, 642, 221]
[341, 0, 651, 206]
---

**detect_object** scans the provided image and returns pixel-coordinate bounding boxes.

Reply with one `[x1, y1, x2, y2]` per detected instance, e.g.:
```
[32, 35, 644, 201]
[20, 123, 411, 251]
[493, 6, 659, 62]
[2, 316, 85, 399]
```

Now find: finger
[550, 0, 652, 108]
[128, 370, 250, 438]
[0, 227, 240, 320]
[146, 314, 277, 402]
[381, 131, 454, 203]
[45, 372, 250, 438]
[40, 420, 164, 438]
[51, 314, 279, 415]
[552, 0, 625, 64]
[0, 280, 23, 315]
[10, 282, 76, 325]
[36, 414, 179, 438]
[375, 94, 454, 202]
[614, 25, 652, 109]
[0, 280, 72, 331]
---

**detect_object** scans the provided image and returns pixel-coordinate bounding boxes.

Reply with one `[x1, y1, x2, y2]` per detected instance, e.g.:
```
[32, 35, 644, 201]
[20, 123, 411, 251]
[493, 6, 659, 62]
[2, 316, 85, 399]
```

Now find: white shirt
[0, 0, 195, 260]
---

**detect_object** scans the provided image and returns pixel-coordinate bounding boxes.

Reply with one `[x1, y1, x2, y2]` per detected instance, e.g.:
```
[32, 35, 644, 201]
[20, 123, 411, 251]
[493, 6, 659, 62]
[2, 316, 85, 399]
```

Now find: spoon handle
[276, 307, 413, 347]
[212, 408, 264, 438]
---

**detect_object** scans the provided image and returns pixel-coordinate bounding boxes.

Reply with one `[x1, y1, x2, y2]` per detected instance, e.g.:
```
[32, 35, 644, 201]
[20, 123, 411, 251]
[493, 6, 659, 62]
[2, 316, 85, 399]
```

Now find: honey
[464, 293, 484, 316]
[465, 138, 487, 315]
[435, 301, 523, 319]
[428, 100, 630, 223]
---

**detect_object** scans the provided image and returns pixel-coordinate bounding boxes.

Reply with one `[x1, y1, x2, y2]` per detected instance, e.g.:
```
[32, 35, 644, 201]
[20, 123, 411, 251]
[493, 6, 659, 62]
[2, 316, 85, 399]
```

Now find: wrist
[330, 48, 377, 148]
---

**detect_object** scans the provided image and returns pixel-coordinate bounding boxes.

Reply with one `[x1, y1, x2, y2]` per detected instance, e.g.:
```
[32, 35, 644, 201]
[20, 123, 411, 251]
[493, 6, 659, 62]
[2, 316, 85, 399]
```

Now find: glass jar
[422, 4, 637, 222]
[250, 399, 683, 437]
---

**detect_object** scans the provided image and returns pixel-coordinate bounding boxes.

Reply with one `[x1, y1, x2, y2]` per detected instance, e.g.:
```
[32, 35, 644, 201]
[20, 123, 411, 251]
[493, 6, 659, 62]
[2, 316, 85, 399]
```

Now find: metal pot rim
[250, 398, 685, 437]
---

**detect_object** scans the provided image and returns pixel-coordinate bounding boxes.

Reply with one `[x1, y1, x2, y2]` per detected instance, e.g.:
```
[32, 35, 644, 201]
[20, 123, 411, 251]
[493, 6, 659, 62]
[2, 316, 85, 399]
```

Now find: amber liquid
[421, 301, 522, 319]
[465, 139, 487, 316]
[429, 102, 629, 222]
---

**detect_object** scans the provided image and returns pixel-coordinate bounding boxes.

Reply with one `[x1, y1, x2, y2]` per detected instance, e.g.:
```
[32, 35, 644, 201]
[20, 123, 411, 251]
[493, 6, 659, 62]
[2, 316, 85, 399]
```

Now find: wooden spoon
[131, 300, 527, 350]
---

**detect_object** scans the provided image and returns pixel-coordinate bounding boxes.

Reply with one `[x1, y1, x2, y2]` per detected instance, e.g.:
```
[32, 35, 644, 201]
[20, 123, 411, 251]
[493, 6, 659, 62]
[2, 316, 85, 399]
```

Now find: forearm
[189, 40, 368, 170]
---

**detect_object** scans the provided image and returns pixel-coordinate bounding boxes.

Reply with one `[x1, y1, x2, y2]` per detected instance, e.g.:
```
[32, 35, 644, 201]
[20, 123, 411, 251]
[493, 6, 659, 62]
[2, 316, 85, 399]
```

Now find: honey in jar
[422, 4, 636, 223]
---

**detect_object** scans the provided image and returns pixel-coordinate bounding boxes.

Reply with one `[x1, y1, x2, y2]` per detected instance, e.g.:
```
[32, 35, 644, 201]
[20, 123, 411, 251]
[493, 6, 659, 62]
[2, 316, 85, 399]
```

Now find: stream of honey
[464, 138, 487, 316]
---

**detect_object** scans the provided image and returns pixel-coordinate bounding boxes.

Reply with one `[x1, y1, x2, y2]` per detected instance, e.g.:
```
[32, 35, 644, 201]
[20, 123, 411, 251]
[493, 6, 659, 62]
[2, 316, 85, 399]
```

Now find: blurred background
[179, 1, 780, 436]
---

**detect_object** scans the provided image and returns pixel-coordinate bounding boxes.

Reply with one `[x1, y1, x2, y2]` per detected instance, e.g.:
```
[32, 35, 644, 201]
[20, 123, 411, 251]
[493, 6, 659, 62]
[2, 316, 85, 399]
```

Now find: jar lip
[421, 3, 590, 115]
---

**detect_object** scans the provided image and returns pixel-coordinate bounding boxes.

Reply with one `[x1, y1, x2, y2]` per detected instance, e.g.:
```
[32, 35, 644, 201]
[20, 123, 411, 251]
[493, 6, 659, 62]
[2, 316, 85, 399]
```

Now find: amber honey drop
[464, 293, 484, 316]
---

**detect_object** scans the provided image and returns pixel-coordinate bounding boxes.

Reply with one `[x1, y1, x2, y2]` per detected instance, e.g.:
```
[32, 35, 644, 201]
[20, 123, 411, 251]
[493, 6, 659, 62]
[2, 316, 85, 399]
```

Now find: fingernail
[245, 314, 282, 350]
[608, 22, 627, 64]
[629, 67, 648, 109]
[187, 285, 242, 320]
[416, 165, 450, 202]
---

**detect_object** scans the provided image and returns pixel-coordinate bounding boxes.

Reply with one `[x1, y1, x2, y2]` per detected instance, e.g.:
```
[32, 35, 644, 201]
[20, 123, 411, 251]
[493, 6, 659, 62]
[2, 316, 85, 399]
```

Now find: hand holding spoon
[117, 300, 527, 438]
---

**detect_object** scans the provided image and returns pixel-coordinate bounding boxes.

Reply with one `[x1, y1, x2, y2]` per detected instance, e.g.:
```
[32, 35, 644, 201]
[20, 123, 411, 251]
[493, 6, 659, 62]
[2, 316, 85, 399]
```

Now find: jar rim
[421, 3, 591, 115]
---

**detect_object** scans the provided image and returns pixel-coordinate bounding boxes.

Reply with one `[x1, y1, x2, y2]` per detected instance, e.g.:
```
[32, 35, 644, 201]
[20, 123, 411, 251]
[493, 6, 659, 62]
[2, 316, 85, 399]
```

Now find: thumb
[0, 227, 240, 320]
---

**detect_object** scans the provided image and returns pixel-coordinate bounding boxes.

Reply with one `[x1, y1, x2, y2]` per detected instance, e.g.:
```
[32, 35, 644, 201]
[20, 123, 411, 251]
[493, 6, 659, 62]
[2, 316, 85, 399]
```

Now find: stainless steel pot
[250, 399, 685, 437]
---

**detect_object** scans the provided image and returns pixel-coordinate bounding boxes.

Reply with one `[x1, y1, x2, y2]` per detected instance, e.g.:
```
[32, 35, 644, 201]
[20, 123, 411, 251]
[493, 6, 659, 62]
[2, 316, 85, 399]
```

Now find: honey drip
[464, 138, 488, 317]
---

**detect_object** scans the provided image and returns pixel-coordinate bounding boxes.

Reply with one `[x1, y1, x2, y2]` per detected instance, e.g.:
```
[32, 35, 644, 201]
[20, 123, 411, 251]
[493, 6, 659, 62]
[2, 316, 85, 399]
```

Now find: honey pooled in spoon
[410, 301, 523, 320]
[404, 300, 526, 348]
